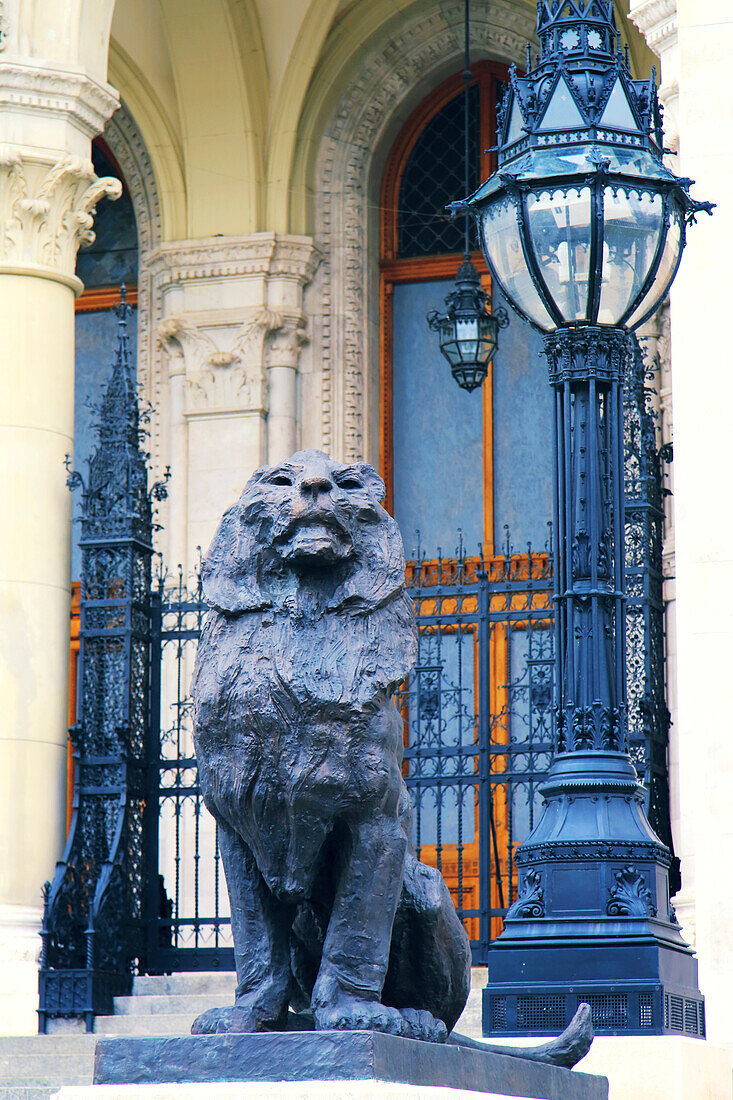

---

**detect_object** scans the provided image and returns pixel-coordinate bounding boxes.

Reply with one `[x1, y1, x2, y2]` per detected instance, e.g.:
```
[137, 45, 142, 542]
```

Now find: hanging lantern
[426, 0, 508, 392]
[427, 258, 507, 392]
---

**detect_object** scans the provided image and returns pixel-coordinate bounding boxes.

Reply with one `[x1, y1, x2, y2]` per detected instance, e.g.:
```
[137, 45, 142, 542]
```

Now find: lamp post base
[483, 753, 705, 1039]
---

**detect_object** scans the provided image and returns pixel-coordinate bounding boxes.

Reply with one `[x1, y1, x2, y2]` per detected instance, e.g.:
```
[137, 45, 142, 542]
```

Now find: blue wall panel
[392, 280, 484, 558]
[491, 289, 553, 550]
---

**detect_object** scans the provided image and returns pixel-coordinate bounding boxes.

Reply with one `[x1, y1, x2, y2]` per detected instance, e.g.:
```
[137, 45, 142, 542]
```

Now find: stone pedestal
[76, 1031, 607, 1100]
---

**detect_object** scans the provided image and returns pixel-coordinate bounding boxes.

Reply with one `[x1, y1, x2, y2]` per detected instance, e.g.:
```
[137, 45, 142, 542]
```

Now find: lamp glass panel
[479, 195, 554, 330]
[456, 318, 480, 343]
[598, 187, 663, 325]
[526, 186, 592, 321]
[626, 206, 683, 329]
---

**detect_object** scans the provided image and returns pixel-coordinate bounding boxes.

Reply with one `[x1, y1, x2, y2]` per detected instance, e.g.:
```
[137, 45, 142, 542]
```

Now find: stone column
[0, 67, 119, 1033]
[632, 0, 733, 1044]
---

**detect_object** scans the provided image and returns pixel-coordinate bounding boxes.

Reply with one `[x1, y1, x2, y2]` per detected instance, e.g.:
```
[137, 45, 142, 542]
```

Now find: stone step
[132, 972, 235, 997]
[0, 1058, 91, 1084]
[0, 1075, 90, 1087]
[93, 1013, 196, 1037]
[112, 993, 228, 1017]
[0, 1039, 94, 1056]
[0, 1088, 61, 1100]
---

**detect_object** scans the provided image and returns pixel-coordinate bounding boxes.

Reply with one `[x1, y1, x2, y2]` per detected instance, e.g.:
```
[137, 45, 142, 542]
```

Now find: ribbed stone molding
[0, 62, 119, 145]
[0, 146, 121, 290]
[629, 0, 678, 53]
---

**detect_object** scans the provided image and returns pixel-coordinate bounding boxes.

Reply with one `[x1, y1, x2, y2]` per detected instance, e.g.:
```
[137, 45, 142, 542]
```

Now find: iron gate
[144, 532, 556, 972]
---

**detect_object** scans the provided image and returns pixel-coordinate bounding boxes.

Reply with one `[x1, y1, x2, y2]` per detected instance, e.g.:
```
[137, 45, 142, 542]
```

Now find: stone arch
[309, 0, 536, 464]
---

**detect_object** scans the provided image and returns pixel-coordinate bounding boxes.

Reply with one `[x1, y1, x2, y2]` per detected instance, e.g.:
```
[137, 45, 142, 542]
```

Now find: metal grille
[399, 535, 554, 961]
[398, 85, 480, 258]
[639, 992, 654, 1028]
[684, 1000, 699, 1035]
[147, 568, 234, 972]
[669, 995, 684, 1031]
[517, 995, 565, 1030]
[491, 997, 507, 1031]
[580, 993, 628, 1030]
[39, 293, 169, 1030]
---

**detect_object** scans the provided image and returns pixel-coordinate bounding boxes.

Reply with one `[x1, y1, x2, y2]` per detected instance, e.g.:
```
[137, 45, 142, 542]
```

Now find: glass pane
[480, 195, 554, 330]
[526, 187, 592, 322]
[398, 85, 480, 258]
[626, 207, 683, 329]
[598, 187, 663, 325]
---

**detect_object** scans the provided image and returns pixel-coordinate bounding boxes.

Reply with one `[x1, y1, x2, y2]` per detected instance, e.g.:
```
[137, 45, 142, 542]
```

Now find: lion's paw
[314, 998, 447, 1043]
[398, 1007, 448, 1044]
[315, 998, 404, 1037]
[191, 1005, 258, 1035]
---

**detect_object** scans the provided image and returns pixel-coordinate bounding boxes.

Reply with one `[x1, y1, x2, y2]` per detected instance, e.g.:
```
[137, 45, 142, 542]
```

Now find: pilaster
[151, 234, 319, 572]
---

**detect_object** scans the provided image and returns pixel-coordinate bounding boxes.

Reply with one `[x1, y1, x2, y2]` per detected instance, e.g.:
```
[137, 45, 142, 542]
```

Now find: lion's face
[202, 450, 408, 616]
[245, 451, 382, 568]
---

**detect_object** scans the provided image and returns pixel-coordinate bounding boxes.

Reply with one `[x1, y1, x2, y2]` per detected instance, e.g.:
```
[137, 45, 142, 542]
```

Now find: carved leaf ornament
[0, 147, 121, 276]
[607, 865, 656, 917]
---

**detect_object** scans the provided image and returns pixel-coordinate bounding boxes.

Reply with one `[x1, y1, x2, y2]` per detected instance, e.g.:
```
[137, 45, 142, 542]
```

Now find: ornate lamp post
[453, 0, 713, 1037]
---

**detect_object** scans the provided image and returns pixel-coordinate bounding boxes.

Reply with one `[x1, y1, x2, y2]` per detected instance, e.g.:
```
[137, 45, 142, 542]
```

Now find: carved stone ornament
[158, 310, 284, 416]
[505, 868, 545, 920]
[629, 0, 677, 55]
[0, 147, 121, 280]
[265, 316, 308, 370]
[607, 865, 657, 917]
[0, 63, 119, 140]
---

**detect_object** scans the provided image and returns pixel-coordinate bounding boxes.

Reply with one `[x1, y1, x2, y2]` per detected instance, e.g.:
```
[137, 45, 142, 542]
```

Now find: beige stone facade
[0, 0, 731, 1093]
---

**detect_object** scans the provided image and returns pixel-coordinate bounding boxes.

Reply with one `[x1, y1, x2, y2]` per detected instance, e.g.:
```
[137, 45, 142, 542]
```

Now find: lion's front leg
[312, 814, 444, 1042]
[191, 820, 292, 1035]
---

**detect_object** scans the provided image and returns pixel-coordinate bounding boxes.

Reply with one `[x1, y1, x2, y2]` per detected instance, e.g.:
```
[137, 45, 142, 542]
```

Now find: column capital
[0, 147, 121, 291]
[158, 308, 282, 418]
[265, 314, 308, 371]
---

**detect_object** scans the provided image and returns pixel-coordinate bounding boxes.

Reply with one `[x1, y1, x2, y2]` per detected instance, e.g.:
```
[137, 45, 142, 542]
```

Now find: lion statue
[189, 448, 471, 1042]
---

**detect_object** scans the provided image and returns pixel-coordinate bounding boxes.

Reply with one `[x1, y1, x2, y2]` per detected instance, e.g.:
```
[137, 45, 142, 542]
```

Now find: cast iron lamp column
[453, 0, 713, 1037]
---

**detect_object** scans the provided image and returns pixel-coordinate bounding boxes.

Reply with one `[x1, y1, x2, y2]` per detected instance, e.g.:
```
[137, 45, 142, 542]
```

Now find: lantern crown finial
[536, 0, 618, 64]
[536, 0, 616, 33]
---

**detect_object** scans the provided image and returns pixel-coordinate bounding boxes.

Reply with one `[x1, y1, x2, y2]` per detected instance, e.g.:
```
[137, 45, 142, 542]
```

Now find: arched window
[380, 62, 552, 559]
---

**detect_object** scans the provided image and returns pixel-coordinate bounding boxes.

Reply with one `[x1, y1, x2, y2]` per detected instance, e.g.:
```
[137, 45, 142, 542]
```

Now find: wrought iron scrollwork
[623, 337, 679, 893]
[39, 288, 158, 1032]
